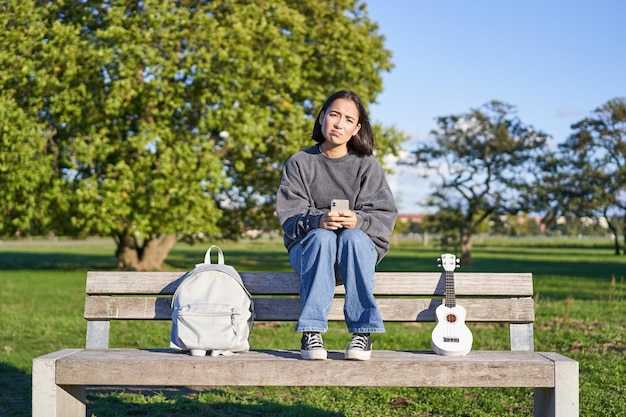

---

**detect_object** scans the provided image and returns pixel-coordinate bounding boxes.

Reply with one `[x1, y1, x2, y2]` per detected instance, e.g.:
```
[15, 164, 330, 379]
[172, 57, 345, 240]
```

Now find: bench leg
[534, 352, 579, 417]
[33, 350, 86, 417]
[86, 320, 110, 349]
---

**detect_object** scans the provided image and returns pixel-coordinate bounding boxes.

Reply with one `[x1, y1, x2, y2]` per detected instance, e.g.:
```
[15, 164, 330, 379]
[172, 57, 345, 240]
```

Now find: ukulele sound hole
[446, 314, 457, 323]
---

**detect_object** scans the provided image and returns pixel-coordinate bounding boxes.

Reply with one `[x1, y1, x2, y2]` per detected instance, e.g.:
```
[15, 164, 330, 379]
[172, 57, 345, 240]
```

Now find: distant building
[397, 214, 426, 223]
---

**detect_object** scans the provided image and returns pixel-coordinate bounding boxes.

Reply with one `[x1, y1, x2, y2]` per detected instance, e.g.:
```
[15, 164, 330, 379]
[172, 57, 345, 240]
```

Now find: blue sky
[364, 0, 626, 213]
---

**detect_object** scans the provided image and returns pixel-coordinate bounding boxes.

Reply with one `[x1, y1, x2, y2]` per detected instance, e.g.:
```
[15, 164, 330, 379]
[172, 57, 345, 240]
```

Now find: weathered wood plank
[84, 295, 535, 322]
[86, 271, 533, 297]
[55, 348, 555, 388]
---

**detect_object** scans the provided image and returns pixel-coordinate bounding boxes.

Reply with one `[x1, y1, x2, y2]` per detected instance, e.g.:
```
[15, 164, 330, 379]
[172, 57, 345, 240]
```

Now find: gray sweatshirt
[276, 145, 398, 262]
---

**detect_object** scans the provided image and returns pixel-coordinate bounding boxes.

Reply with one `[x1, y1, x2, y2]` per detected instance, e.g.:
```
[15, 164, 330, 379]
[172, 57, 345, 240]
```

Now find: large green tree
[1, 0, 402, 270]
[408, 101, 550, 265]
[541, 98, 626, 254]
[1, 2, 68, 237]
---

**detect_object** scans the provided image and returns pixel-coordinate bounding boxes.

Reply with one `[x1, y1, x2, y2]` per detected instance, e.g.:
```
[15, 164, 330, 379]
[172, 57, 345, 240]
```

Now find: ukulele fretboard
[445, 270, 456, 308]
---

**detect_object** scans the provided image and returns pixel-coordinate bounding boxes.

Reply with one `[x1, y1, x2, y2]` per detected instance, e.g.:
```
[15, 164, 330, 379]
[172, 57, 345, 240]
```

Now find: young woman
[276, 90, 398, 360]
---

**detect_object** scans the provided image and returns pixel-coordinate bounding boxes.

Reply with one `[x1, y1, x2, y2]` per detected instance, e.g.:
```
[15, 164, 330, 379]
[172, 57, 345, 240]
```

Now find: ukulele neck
[445, 270, 456, 308]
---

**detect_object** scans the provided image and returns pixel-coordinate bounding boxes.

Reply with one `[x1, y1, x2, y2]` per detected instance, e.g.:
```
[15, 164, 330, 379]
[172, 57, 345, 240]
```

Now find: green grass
[1, 237, 625, 416]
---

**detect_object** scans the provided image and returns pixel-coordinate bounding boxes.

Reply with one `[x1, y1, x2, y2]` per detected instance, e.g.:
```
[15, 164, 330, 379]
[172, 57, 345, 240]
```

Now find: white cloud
[556, 106, 585, 118]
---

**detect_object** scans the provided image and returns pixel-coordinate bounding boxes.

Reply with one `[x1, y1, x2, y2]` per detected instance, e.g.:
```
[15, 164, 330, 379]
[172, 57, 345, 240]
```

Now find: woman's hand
[319, 210, 357, 230]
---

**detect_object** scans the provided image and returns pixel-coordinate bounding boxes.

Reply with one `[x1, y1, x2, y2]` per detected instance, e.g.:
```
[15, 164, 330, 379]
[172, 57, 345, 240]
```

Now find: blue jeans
[289, 228, 385, 334]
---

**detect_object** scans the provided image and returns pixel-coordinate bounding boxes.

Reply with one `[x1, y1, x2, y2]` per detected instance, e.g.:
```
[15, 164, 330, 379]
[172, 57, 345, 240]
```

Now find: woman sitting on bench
[276, 90, 398, 361]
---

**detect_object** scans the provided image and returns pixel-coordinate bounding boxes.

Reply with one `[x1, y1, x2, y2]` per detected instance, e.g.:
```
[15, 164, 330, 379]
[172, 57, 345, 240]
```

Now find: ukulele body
[431, 303, 473, 356]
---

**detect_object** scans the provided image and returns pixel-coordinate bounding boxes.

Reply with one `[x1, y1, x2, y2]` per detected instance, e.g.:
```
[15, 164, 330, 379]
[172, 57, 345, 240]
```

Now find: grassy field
[1, 236, 624, 416]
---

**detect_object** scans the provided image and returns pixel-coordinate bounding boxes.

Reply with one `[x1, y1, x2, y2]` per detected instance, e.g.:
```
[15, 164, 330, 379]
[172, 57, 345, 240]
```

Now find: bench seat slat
[55, 348, 556, 388]
[84, 296, 535, 322]
[86, 271, 533, 297]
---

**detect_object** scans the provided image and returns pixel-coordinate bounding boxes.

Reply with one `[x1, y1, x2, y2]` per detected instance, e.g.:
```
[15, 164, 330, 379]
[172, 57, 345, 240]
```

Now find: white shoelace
[303, 333, 324, 349]
[349, 333, 369, 350]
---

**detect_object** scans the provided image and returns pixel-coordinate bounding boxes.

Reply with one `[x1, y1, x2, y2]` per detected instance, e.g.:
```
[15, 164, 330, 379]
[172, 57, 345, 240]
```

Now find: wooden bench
[32, 270, 579, 417]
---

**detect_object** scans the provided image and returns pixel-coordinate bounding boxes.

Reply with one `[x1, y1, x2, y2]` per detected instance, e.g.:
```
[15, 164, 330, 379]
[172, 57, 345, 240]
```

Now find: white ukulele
[431, 253, 473, 356]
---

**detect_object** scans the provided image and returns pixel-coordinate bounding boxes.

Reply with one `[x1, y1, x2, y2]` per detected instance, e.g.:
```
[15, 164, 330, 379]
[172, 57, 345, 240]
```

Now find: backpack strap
[204, 245, 225, 265]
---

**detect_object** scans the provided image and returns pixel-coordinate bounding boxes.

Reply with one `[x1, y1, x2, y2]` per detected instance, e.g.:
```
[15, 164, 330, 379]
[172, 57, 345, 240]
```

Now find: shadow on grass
[166, 247, 292, 272]
[4, 247, 623, 280]
[0, 251, 117, 271]
[0, 246, 292, 272]
[476, 239, 617, 250]
[0, 363, 31, 417]
[87, 387, 344, 417]
[378, 250, 625, 280]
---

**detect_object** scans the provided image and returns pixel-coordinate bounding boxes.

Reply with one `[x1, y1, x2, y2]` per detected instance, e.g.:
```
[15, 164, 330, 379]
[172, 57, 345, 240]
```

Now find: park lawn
[1, 237, 624, 416]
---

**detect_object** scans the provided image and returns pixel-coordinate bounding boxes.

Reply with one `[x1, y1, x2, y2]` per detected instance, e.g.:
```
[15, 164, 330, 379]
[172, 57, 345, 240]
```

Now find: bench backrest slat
[86, 271, 533, 297]
[84, 295, 534, 322]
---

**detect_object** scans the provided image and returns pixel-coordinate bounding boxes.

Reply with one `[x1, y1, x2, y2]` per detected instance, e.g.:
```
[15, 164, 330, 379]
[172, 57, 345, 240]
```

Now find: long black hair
[311, 90, 375, 156]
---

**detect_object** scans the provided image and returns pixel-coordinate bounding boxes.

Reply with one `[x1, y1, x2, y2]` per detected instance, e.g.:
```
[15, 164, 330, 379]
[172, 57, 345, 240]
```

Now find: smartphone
[330, 199, 350, 213]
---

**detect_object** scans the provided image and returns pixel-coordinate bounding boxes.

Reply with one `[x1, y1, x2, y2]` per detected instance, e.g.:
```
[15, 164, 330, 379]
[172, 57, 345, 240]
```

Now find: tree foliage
[542, 97, 626, 254]
[408, 101, 550, 264]
[0, 0, 402, 270]
[0, 3, 63, 236]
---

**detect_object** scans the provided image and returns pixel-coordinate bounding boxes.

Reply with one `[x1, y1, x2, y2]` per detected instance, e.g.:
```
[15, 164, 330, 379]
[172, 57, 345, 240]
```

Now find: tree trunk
[604, 217, 621, 256]
[114, 232, 178, 271]
[622, 208, 626, 255]
[115, 233, 141, 270]
[141, 233, 178, 270]
[460, 227, 473, 267]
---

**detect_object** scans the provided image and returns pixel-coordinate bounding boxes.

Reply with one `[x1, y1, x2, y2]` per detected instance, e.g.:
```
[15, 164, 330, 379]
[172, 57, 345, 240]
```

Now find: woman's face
[319, 98, 361, 150]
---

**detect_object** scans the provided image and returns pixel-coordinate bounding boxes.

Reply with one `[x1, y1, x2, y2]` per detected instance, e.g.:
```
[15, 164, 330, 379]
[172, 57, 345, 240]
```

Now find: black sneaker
[300, 332, 327, 360]
[345, 333, 372, 360]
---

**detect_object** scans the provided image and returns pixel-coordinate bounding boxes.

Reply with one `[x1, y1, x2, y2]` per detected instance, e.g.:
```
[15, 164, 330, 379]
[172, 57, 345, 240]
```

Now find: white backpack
[169, 245, 254, 356]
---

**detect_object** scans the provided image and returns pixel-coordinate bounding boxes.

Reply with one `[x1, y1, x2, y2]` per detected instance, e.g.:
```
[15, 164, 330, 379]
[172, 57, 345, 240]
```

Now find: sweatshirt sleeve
[354, 161, 398, 240]
[275, 157, 323, 243]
